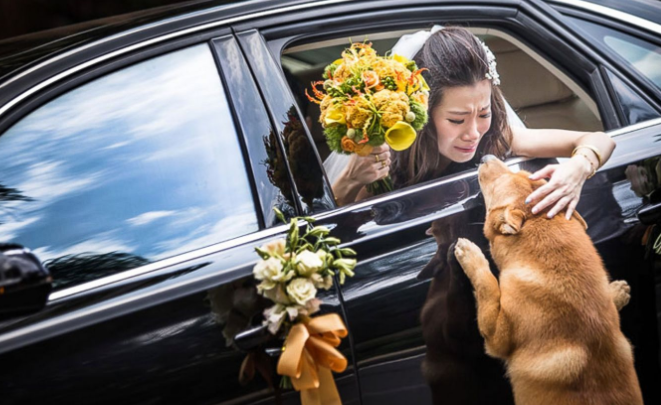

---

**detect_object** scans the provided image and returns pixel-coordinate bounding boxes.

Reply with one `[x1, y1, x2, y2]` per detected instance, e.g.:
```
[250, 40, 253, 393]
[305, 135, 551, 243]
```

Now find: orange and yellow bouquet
[307, 42, 429, 194]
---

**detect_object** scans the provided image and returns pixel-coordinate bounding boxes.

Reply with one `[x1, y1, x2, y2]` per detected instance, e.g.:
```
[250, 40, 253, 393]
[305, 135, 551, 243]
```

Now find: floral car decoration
[252, 208, 357, 404]
[307, 42, 430, 193]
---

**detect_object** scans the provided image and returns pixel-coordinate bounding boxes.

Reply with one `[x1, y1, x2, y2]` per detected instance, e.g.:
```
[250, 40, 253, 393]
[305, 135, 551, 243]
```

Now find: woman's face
[431, 80, 492, 164]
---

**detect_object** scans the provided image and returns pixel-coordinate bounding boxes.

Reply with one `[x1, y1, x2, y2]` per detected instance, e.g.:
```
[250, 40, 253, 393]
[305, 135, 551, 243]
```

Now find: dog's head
[478, 155, 586, 238]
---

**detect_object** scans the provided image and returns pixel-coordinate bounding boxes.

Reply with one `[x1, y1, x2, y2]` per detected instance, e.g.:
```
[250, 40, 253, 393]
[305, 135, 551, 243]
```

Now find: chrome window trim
[548, 0, 661, 35]
[47, 222, 291, 302]
[0, 0, 354, 119]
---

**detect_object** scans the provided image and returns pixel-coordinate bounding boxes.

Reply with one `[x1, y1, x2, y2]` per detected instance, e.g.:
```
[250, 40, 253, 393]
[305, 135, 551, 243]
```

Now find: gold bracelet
[574, 152, 597, 179]
[572, 144, 603, 168]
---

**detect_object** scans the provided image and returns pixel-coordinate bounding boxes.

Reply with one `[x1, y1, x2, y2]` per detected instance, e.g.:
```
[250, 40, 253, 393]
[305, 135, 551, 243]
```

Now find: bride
[325, 25, 615, 220]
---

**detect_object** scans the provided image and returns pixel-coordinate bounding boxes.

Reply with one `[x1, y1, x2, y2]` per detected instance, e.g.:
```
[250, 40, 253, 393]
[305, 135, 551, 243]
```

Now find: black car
[0, 0, 660, 404]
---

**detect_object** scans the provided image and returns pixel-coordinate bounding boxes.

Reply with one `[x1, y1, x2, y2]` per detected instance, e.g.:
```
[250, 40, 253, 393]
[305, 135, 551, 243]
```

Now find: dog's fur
[455, 156, 642, 405]
[420, 220, 515, 405]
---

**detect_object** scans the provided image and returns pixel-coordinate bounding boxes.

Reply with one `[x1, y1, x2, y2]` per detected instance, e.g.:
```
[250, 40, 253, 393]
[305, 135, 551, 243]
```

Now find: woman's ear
[492, 206, 526, 235]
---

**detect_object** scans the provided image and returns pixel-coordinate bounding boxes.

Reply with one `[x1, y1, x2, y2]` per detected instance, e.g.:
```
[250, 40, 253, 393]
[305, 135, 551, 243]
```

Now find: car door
[0, 25, 358, 405]
[244, 0, 661, 404]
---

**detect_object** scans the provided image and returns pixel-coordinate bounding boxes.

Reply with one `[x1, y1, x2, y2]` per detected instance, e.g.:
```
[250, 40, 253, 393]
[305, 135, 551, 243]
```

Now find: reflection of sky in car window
[0, 44, 258, 275]
[604, 35, 661, 88]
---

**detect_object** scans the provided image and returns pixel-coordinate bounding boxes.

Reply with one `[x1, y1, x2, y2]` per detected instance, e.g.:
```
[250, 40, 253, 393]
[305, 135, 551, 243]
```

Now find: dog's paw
[610, 280, 631, 311]
[454, 238, 489, 278]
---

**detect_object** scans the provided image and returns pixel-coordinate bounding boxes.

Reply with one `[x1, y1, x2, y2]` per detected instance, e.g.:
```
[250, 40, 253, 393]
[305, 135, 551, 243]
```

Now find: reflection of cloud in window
[33, 233, 136, 263]
[0, 216, 41, 241]
[14, 45, 229, 143]
[127, 210, 177, 226]
[153, 209, 257, 260]
[16, 160, 102, 201]
[605, 36, 661, 87]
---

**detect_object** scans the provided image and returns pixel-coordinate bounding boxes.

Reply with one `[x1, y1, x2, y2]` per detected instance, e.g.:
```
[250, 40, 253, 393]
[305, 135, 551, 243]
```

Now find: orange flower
[412, 91, 429, 107]
[341, 137, 357, 153]
[361, 70, 379, 89]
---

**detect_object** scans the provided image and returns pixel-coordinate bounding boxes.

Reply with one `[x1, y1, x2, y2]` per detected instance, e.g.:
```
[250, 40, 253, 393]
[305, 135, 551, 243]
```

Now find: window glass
[604, 68, 661, 125]
[0, 44, 258, 290]
[567, 17, 661, 90]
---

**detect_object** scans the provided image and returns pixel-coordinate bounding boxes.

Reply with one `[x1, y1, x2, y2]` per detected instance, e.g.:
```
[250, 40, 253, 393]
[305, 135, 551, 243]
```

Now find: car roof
[545, 0, 661, 26]
[0, 0, 307, 80]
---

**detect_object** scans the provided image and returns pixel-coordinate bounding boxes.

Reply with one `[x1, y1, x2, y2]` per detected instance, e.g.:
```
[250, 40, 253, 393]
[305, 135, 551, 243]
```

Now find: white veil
[323, 25, 525, 184]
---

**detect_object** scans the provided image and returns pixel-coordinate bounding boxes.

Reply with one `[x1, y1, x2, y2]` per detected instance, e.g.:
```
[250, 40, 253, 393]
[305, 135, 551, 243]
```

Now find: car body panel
[0, 0, 660, 404]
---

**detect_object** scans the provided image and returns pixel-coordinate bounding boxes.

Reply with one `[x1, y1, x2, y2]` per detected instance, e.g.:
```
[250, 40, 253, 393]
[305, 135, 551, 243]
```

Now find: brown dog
[455, 155, 642, 405]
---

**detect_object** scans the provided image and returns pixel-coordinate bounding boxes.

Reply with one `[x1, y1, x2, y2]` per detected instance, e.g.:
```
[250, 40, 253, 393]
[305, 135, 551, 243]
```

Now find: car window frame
[0, 30, 297, 298]
[243, 1, 616, 212]
[553, 5, 661, 110]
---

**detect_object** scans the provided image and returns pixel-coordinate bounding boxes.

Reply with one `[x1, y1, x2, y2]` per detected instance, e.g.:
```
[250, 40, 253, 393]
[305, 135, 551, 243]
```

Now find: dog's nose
[481, 154, 498, 163]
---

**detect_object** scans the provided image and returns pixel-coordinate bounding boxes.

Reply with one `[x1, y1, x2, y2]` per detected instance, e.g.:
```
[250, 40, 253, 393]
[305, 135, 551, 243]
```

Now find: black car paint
[0, 0, 660, 404]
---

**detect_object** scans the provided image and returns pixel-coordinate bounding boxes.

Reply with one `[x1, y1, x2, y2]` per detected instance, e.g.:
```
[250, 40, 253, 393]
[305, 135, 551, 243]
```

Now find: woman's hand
[342, 144, 391, 186]
[525, 155, 593, 219]
[332, 144, 391, 206]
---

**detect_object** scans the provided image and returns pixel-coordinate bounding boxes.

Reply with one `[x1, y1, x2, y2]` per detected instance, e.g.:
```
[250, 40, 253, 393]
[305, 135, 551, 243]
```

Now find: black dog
[419, 219, 514, 405]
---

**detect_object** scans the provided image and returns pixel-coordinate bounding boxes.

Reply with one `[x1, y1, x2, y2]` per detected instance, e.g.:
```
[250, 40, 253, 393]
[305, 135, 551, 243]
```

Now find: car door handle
[637, 202, 661, 225]
[234, 324, 281, 356]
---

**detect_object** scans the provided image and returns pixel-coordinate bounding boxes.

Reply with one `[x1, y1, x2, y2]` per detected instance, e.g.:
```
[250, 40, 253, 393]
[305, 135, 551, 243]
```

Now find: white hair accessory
[390, 25, 444, 59]
[479, 40, 501, 86]
[391, 25, 501, 86]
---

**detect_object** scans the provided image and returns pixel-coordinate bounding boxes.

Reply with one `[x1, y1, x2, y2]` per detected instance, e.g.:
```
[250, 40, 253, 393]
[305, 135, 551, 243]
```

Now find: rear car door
[0, 25, 354, 405]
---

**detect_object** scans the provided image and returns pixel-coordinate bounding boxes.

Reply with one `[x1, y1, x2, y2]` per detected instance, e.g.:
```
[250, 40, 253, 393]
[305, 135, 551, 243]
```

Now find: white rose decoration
[253, 257, 292, 292]
[286, 277, 317, 306]
[263, 304, 287, 334]
[263, 284, 291, 304]
[262, 238, 286, 256]
[296, 250, 324, 277]
[311, 273, 333, 290]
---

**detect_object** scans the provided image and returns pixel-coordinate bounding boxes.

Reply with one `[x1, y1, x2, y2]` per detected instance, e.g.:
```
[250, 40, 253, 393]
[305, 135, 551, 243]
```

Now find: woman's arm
[510, 126, 616, 219]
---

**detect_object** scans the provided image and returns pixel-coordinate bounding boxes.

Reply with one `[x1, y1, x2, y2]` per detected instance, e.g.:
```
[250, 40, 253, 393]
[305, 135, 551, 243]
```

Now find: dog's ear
[494, 206, 526, 235]
[425, 226, 433, 236]
[572, 210, 588, 230]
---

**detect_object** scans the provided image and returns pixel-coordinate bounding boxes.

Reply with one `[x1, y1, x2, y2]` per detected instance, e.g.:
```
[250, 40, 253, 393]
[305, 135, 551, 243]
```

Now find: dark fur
[420, 221, 514, 405]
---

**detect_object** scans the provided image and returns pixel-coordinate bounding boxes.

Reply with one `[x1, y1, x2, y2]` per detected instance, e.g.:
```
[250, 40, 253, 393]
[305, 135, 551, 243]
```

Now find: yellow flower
[324, 103, 346, 126]
[345, 96, 373, 130]
[385, 121, 417, 151]
[372, 90, 410, 128]
[392, 53, 411, 65]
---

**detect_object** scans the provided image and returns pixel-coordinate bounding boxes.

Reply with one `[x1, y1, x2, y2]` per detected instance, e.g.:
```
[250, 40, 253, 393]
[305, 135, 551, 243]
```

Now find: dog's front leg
[454, 238, 511, 358]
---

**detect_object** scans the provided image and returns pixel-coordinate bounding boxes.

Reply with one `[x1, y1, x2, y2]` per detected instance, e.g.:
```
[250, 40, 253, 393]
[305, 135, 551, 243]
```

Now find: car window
[281, 27, 602, 205]
[603, 68, 661, 125]
[566, 16, 661, 91]
[0, 44, 259, 290]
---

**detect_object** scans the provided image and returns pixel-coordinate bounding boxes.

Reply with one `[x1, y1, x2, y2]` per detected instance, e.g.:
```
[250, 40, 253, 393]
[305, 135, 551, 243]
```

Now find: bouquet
[252, 208, 357, 404]
[307, 42, 430, 194]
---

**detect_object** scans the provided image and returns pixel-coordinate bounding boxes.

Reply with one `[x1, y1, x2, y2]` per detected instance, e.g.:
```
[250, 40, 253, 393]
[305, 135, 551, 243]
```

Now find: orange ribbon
[277, 314, 349, 405]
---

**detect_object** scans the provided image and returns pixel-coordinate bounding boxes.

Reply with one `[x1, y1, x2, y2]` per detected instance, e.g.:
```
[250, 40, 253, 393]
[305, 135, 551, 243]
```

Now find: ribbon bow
[277, 314, 348, 405]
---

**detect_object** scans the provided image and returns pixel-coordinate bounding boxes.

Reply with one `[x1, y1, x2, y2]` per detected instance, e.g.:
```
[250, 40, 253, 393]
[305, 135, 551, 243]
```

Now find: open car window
[281, 26, 603, 205]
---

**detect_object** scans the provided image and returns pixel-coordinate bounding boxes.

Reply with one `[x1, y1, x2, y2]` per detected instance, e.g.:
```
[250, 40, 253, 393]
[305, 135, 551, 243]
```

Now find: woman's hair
[391, 26, 512, 188]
